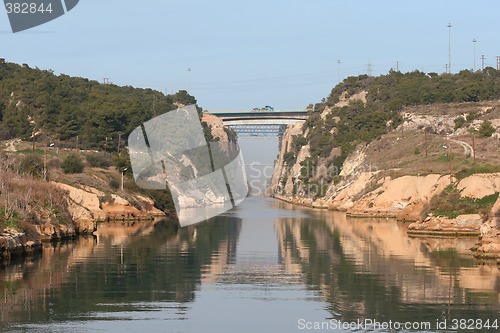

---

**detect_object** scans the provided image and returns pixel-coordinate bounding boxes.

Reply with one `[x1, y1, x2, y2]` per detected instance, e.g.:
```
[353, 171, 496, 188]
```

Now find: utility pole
[32, 130, 35, 152]
[472, 132, 476, 164]
[473, 39, 477, 71]
[367, 62, 373, 76]
[152, 96, 157, 117]
[396, 61, 399, 72]
[424, 130, 428, 157]
[43, 143, 47, 181]
[481, 55, 485, 70]
[337, 60, 341, 83]
[449, 139, 453, 184]
[117, 133, 122, 154]
[445, 64, 448, 73]
[448, 23, 452, 73]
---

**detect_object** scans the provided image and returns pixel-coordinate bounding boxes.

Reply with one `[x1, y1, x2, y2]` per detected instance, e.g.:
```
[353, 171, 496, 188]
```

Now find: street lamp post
[121, 168, 128, 191]
[448, 23, 452, 74]
[337, 60, 341, 83]
[473, 38, 477, 71]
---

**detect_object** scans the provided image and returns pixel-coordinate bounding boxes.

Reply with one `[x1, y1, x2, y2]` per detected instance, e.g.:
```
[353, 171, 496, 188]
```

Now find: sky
[1, 0, 500, 111]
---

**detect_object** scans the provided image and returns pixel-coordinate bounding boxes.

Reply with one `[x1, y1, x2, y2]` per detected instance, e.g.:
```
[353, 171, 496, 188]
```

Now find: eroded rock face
[333, 174, 450, 221]
[473, 226, 500, 262]
[0, 228, 42, 260]
[201, 113, 229, 142]
[53, 182, 106, 223]
[457, 173, 500, 199]
[408, 214, 483, 236]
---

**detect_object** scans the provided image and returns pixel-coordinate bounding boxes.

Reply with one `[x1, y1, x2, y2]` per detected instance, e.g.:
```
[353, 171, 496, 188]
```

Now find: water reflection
[275, 203, 500, 325]
[1, 217, 242, 328]
[0, 197, 499, 333]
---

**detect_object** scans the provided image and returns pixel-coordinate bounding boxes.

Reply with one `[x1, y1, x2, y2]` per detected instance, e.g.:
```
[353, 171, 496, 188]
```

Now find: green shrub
[86, 153, 112, 168]
[424, 185, 498, 219]
[454, 116, 465, 129]
[283, 152, 295, 166]
[19, 154, 43, 178]
[62, 154, 84, 174]
[109, 178, 120, 189]
[478, 120, 496, 137]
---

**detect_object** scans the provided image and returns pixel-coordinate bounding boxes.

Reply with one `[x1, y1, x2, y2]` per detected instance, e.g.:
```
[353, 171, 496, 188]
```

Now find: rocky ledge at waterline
[1, 182, 165, 263]
[0, 218, 95, 262]
[272, 172, 500, 263]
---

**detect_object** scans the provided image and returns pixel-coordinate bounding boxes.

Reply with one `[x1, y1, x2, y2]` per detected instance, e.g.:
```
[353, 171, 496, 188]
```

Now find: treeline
[0, 60, 197, 149]
[326, 67, 500, 108]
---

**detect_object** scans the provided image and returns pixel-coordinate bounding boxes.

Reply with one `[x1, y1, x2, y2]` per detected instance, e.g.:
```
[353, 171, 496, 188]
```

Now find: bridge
[204, 109, 311, 138]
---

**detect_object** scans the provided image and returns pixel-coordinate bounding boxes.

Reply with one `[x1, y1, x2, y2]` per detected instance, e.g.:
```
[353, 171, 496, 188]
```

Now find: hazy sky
[1, 0, 499, 110]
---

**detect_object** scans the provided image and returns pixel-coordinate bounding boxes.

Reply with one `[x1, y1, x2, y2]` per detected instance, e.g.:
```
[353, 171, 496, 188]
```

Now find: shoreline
[272, 194, 499, 265]
[1, 214, 170, 265]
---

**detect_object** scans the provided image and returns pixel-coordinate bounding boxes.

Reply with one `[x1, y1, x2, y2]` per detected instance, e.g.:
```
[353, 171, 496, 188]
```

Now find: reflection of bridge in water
[205, 109, 310, 138]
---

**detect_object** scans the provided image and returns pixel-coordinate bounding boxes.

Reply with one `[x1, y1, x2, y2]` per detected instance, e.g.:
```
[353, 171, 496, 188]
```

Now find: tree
[19, 154, 43, 178]
[283, 152, 295, 166]
[172, 90, 196, 106]
[62, 154, 84, 174]
[478, 120, 496, 138]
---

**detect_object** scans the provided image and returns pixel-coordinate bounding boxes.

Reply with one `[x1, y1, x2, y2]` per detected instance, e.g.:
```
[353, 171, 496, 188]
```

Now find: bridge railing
[206, 109, 311, 114]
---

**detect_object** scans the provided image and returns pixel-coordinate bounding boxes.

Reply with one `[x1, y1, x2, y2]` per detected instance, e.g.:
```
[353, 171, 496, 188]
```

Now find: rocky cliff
[272, 95, 500, 261]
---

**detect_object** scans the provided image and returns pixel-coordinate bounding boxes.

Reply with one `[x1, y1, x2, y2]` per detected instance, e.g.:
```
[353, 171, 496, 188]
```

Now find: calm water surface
[1, 197, 499, 332]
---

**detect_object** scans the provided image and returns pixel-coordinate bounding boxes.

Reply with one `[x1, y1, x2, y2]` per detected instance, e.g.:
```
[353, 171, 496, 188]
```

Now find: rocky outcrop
[471, 195, 500, 263]
[456, 173, 500, 198]
[1, 181, 167, 261]
[202, 113, 229, 142]
[348, 174, 451, 221]
[102, 194, 164, 220]
[473, 227, 500, 263]
[408, 214, 483, 237]
[271, 121, 306, 195]
[0, 228, 41, 261]
[54, 182, 106, 224]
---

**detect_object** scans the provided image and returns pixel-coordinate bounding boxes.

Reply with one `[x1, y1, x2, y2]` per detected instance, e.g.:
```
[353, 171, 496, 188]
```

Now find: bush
[283, 152, 295, 166]
[424, 185, 498, 219]
[413, 147, 421, 155]
[62, 154, 84, 174]
[109, 178, 120, 189]
[19, 154, 43, 178]
[478, 120, 496, 138]
[86, 153, 112, 168]
[454, 116, 465, 129]
[48, 157, 61, 169]
[113, 152, 131, 170]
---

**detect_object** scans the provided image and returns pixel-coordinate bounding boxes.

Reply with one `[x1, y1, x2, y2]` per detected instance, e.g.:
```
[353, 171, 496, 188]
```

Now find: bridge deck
[206, 109, 310, 115]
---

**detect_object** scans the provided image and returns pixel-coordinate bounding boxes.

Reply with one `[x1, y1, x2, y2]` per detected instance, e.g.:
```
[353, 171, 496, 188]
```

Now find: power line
[448, 23, 452, 73]
[367, 62, 373, 76]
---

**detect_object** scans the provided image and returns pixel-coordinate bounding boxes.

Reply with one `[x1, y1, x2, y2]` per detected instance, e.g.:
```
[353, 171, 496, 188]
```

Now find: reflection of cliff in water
[275, 210, 500, 323]
[0, 216, 242, 325]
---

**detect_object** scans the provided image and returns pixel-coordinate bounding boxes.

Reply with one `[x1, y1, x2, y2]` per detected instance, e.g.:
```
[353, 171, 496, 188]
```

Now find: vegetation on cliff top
[284, 68, 500, 197]
[0, 60, 198, 149]
[0, 153, 71, 234]
[0, 60, 224, 223]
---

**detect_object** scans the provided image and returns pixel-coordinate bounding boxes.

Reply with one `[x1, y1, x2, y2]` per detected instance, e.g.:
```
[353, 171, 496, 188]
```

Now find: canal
[1, 196, 498, 332]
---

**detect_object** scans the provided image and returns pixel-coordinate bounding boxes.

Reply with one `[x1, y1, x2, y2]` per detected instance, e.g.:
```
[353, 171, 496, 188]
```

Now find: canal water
[1, 197, 499, 332]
